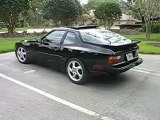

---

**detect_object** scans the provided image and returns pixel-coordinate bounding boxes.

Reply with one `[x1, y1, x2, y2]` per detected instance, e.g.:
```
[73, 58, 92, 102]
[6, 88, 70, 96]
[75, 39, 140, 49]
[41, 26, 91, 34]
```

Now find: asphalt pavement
[0, 52, 160, 120]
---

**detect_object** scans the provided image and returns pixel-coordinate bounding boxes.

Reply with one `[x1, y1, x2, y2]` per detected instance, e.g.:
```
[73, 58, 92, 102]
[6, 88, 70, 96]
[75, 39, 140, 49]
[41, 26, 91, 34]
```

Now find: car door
[58, 31, 79, 71]
[35, 30, 66, 67]
[60, 31, 79, 57]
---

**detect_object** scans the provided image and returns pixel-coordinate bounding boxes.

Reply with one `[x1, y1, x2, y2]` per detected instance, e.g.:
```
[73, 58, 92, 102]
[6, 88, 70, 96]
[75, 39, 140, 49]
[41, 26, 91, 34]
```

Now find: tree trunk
[142, 17, 145, 24]
[7, 26, 15, 33]
[145, 22, 151, 40]
[103, 20, 107, 29]
[7, 14, 16, 34]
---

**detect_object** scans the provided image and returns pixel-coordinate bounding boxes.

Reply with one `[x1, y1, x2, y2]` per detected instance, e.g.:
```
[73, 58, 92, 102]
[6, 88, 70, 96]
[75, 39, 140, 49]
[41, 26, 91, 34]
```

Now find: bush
[152, 23, 160, 33]
[111, 29, 141, 35]
[142, 23, 160, 33]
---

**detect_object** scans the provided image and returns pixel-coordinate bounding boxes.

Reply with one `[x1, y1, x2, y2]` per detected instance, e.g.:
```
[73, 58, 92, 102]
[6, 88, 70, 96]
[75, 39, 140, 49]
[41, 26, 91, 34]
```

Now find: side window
[45, 31, 66, 44]
[63, 32, 76, 45]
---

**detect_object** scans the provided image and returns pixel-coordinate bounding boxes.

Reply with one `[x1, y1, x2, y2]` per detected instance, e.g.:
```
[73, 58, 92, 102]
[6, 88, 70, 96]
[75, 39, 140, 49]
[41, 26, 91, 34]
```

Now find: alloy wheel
[17, 47, 27, 63]
[67, 60, 83, 82]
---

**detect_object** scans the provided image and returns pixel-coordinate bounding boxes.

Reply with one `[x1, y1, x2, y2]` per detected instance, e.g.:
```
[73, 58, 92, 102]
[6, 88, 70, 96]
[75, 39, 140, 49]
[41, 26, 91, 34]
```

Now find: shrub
[142, 23, 160, 33]
[152, 23, 160, 33]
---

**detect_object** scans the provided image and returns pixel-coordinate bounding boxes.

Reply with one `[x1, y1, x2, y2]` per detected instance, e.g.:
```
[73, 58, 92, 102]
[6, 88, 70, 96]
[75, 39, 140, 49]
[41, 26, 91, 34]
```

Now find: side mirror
[40, 38, 50, 45]
[42, 37, 50, 42]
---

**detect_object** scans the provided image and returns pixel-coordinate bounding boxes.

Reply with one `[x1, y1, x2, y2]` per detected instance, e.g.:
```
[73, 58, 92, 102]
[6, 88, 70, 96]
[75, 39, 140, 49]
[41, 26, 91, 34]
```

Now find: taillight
[108, 56, 121, 65]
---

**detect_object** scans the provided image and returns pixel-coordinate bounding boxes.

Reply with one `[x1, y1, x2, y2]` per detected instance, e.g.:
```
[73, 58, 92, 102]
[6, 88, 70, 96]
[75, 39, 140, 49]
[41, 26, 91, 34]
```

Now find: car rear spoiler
[105, 40, 141, 51]
[92, 40, 141, 52]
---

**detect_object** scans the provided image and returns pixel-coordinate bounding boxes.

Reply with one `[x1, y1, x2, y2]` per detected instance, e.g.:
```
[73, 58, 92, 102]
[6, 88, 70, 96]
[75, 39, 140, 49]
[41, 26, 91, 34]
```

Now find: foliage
[95, 2, 122, 29]
[135, 0, 160, 40]
[0, 0, 30, 33]
[83, 0, 104, 10]
[27, 0, 49, 26]
[43, 0, 82, 26]
[84, 0, 119, 10]
[125, 0, 160, 40]
[152, 23, 160, 33]
[143, 23, 160, 33]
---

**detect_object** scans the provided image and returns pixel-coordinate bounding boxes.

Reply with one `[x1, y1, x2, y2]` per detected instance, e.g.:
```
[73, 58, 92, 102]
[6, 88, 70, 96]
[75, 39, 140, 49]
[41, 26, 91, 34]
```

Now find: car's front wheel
[16, 46, 31, 64]
[66, 58, 89, 85]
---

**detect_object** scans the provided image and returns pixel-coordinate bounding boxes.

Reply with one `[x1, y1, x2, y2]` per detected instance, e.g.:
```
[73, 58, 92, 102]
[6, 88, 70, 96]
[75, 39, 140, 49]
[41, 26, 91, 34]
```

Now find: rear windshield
[80, 29, 111, 45]
[79, 28, 131, 45]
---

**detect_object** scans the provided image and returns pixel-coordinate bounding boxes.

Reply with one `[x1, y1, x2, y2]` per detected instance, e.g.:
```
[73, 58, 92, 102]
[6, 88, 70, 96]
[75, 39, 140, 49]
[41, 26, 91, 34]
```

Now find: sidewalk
[0, 28, 53, 34]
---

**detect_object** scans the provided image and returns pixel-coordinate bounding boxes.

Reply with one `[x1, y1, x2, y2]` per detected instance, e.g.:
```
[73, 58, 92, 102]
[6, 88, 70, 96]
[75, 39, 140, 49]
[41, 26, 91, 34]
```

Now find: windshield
[79, 29, 131, 45]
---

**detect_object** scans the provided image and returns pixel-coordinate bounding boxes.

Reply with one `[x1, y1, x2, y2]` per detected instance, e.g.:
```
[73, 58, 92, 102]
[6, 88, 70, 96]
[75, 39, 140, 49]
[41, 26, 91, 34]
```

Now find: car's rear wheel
[16, 46, 31, 64]
[66, 58, 89, 85]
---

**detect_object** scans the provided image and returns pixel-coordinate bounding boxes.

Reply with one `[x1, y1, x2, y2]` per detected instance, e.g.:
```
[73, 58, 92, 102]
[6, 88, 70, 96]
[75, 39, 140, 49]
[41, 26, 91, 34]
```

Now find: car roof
[67, 25, 97, 30]
[53, 25, 97, 31]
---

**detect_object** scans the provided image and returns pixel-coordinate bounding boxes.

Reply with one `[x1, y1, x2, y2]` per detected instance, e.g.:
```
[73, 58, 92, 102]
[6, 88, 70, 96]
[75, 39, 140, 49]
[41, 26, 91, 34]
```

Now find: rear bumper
[106, 58, 143, 73]
[91, 58, 143, 74]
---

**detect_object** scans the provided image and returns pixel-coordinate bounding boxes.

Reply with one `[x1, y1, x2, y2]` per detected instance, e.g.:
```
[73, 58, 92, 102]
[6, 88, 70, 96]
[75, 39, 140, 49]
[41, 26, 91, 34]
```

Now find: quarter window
[63, 32, 76, 45]
[45, 31, 66, 44]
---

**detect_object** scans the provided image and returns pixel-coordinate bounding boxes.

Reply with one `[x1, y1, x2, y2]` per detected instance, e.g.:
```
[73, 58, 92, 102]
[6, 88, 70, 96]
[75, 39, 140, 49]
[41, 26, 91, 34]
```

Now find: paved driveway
[0, 53, 160, 120]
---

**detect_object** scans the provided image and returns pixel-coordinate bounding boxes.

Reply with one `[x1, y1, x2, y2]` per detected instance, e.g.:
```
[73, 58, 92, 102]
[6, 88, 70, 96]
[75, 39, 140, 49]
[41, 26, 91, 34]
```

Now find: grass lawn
[125, 33, 160, 54]
[125, 33, 160, 40]
[0, 28, 28, 32]
[0, 36, 39, 53]
[138, 41, 160, 54]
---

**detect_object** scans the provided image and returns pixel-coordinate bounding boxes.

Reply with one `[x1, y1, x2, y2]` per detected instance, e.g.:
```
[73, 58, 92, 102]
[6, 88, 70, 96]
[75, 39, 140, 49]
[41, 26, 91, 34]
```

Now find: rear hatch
[79, 28, 140, 62]
[104, 40, 140, 63]
[101, 40, 140, 52]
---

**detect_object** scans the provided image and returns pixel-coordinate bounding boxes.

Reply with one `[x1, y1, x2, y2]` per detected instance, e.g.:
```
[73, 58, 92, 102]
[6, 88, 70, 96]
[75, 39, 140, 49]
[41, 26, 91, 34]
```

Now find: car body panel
[15, 26, 143, 74]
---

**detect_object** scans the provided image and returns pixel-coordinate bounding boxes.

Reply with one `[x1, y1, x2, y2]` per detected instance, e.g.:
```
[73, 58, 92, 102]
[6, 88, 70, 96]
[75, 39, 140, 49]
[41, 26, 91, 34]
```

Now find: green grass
[0, 36, 39, 53]
[125, 33, 160, 40]
[125, 33, 160, 54]
[0, 28, 28, 32]
[138, 41, 160, 54]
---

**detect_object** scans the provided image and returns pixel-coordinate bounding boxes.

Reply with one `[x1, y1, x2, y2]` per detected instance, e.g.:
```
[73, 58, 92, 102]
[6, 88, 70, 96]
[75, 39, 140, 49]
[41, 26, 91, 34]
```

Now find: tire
[16, 46, 31, 64]
[66, 58, 90, 85]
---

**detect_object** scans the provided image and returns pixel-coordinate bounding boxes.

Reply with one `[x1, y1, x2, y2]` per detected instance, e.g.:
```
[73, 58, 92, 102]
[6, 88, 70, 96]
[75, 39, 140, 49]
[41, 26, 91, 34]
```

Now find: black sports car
[15, 26, 143, 84]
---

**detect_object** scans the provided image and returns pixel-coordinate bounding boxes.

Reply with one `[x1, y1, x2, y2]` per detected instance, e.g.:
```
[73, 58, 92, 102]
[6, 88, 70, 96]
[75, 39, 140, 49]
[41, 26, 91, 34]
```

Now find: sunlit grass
[0, 36, 39, 53]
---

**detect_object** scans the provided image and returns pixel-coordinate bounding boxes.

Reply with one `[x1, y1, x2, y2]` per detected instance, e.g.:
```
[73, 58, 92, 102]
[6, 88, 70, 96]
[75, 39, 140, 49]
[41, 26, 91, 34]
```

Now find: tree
[28, 0, 49, 26]
[43, 0, 82, 26]
[84, 0, 104, 10]
[95, 2, 122, 29]
[0, 0, 30, 33]
[135, 0, 160, 40]
[121, 0, 145, 23]
[84, 0, 119, 10]
[122, 0, 160, 40]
